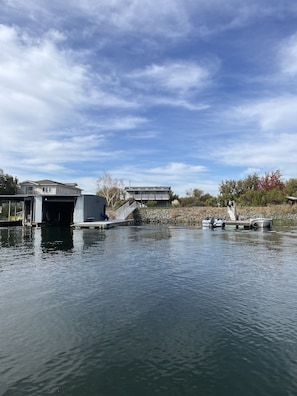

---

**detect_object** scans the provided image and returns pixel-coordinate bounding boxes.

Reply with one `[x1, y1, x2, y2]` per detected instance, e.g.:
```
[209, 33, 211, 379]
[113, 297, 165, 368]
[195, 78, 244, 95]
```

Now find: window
[42, 187, 51, 192]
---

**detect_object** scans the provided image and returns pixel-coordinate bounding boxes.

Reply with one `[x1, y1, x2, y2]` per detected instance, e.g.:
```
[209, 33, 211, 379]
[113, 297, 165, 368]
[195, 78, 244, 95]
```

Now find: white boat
[250, 218, 273, 229]
[202, 218, 225, 228]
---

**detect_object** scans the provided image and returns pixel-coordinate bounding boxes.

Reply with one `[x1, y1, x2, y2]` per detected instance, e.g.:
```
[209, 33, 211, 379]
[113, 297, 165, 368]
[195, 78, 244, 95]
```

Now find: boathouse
[0, 180, 106, 227]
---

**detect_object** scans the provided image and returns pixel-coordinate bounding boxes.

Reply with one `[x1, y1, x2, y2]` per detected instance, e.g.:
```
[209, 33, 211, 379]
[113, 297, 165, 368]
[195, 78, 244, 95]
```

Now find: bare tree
[96, 173, 124, 207]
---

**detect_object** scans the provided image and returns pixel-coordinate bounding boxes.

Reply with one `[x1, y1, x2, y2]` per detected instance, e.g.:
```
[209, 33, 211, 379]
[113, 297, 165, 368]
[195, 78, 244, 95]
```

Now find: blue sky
[1, 0, 297, 196]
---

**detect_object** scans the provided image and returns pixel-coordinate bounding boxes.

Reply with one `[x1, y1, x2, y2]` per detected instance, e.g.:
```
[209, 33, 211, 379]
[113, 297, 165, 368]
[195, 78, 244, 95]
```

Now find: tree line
[218, 170, 297, 207]
[96, 170, 297, 207]
[1, 169, 297, 208]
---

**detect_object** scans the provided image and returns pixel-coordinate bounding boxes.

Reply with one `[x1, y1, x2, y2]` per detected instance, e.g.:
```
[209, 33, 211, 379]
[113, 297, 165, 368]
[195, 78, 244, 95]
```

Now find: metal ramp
[114, 200, 140, 220]
[227, 200, 237, 221]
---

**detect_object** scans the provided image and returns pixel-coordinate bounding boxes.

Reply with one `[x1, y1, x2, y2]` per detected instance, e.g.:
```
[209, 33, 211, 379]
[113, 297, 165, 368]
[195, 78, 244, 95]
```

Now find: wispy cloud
[0, 25, 86, 139]
[127, 60, 217, 110]
[6, 0, 294, 44]
[233, 96, 297, 132]
[129, 62, 215, 93]
[150, 162, 206, 176]
[218, 132, 297, 173]
[279, 33, 297, 76]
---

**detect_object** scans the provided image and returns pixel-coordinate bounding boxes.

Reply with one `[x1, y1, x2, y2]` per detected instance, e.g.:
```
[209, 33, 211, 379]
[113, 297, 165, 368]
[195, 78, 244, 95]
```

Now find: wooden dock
[224, 220, 253, 230]
[71, 219, 134, 229]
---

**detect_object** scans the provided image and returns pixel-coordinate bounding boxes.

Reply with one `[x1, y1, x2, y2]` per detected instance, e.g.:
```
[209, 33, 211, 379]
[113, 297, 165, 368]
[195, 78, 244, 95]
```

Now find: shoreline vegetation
[108, 204, 297, 226]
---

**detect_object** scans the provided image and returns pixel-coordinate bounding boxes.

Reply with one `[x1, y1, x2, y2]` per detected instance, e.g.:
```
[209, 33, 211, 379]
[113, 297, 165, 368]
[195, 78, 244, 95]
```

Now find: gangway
[114, 200, 140, 220]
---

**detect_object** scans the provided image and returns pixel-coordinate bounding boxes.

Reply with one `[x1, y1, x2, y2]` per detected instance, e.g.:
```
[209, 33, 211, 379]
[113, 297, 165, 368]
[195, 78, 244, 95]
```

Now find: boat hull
[250, 218, 272, 229]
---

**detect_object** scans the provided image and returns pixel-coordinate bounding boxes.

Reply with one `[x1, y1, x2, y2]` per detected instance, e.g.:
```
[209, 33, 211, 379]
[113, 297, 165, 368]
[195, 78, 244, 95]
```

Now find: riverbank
[109, 204, 297, 226]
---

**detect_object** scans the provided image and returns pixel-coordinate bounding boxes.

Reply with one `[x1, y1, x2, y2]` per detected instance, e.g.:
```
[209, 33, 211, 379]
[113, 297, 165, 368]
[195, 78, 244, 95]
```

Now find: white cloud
[0, 24, 149, 178]
[70, 175, 98, 194]
[150, 162, 206, 176]
[126, 61, 217, 110]
[0, 24, 87, 140]
[233, 96, 297, 131]
[132, 62, 212, 92]
[0, 24, 139, 140]
[218, 132, 297, 171]
[279, 33, 297, 76]
[70, 0, 192, 39]
[129, 61, 216, 94]
[3, 0, 297, 44]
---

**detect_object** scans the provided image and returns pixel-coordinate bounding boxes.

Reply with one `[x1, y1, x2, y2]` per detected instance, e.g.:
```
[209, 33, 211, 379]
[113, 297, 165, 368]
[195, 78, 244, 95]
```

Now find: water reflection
[41, 226, 74, 252]
[1, 224, 297, 254]
[127, 225, 171, 242]
[0, 226, 33, 247]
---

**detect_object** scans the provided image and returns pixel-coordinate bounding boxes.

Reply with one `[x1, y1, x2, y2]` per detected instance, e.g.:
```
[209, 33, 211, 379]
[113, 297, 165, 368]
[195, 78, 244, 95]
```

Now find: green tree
[180, 188, 203, 206]
[200, 193, 218, 206]
[218, 178, 242, 204]
[285, 178, 297, 197]
[265, 188, 285, 205]
[0, 169, 19, 194]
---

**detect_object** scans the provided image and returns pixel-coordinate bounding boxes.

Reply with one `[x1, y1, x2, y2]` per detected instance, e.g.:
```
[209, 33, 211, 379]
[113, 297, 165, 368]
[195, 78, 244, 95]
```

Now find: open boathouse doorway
[42, 197, 75, 226]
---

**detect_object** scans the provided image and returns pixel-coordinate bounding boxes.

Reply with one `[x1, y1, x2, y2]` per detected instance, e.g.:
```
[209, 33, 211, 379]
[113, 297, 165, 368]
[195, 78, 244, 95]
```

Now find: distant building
[11, 179, 107, 226]
[123, 186, 171, 206]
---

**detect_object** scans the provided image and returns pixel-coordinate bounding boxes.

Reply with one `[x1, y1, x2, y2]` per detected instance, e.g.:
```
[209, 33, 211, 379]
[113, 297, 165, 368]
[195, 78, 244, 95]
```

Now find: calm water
[1, 225, 297, 396]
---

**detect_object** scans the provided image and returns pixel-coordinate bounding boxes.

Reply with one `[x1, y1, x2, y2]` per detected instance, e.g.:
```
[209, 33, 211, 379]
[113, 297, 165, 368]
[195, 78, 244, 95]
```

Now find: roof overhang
[0, 194, 31, 201]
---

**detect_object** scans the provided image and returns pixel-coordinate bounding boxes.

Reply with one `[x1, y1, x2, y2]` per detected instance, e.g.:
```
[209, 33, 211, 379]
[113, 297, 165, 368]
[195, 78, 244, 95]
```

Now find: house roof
[20, 179, 81, 190]
[125, 186, 171, 191]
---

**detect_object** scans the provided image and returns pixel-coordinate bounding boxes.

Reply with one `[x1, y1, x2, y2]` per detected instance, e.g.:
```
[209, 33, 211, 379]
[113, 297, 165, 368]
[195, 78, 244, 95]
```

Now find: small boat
[250, 218, 273, 229]
[202, 217, 225, 228]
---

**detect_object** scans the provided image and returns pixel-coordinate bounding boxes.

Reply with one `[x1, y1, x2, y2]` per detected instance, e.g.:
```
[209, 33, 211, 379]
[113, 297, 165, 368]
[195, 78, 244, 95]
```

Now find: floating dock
[71, 219, 134, 229]
[224, 219, 272, 230]
[224, 220, 254, 230]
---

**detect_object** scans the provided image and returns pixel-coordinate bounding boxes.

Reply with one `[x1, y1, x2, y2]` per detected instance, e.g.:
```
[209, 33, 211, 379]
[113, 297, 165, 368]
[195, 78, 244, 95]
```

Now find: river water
[1, 225, 297, 396]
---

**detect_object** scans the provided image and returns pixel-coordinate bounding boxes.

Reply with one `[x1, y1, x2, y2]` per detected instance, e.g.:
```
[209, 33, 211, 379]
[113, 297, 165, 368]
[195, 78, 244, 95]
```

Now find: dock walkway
[71, 219, 134, 229]
[224, 220, 253, 229]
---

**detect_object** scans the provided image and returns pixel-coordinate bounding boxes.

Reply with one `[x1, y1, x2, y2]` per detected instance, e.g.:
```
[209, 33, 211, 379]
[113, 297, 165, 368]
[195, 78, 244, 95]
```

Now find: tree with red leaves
[257, 170, 285, 192]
